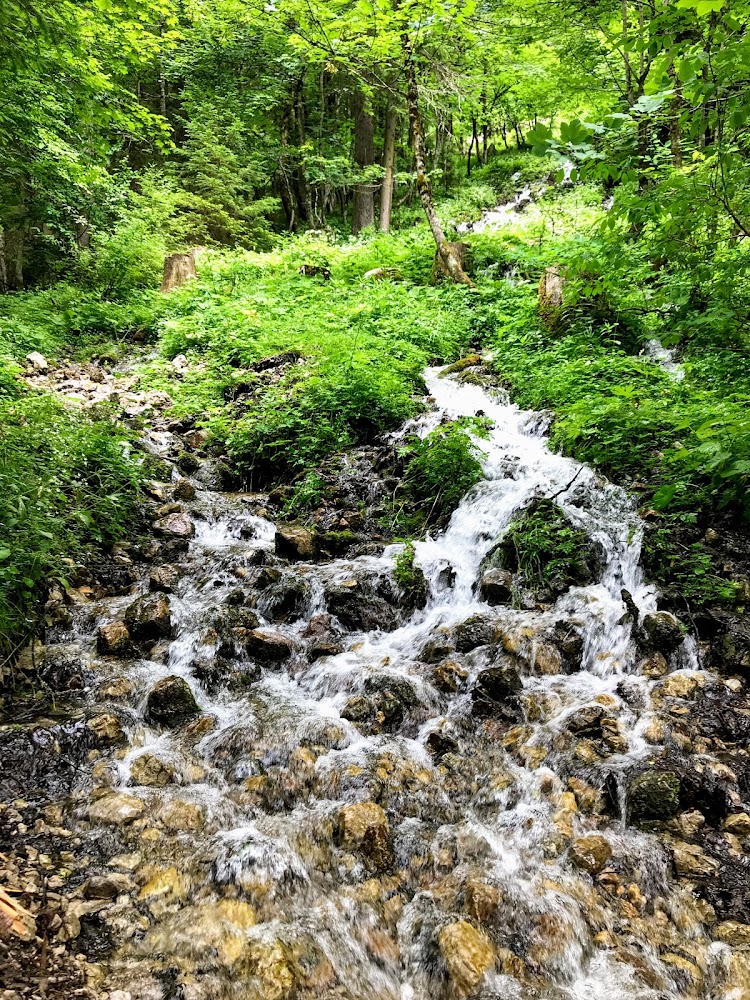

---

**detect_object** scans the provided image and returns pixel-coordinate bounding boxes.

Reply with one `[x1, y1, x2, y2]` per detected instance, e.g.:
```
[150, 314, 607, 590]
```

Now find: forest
[1, 1, 750, 999]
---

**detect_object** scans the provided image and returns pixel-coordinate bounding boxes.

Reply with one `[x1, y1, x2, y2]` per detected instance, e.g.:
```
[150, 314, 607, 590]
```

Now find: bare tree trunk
[294, 73, 314, 224]
[0, 230, 7, 293]
[352, 89, 375, 234]
[380, 102, 397, 233]
[668, 63, 683, 168]
[279, 111, 298, 232]
[161, 250, 198, 292]
[402, 36, 473, 287]
[467, 117, 479, 177]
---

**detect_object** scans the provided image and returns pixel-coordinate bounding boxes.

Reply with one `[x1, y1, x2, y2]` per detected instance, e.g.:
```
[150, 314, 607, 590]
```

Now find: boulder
[565, 704, 605, 736]
[471, 665, 522, 718]
[159, 799, 204, 832]
[671, 840, 719, 878]
[362, 674, 419, 731]
[479, 568, 514, 605]
[454, 614, 502, 653]
[145, 675, 200, 726]
[244, 629, 294, 662]
[26, 351, 49, 371]
[124, 593, 172, 641]
[627, 769, 681, 822]
[642, 611, 685, 655]
[714, 921, 750, 947]
[432, 658, 468, 694]
[275, 525, 315, 561]
[85, 873, 135, 899]
[153, 512, 195, 539]
[130, 753, 176, 787]
[149, 565, 180, 593]
[88, 792, 145, 826]
[438, 920, 494, 996]
[87, 713, 126, 746]
[724, 813, 750, 838]
[569, 835, 612, 875]
[173, 478, 196, 501]
[96, 621, 131, 655]
[337, 802, 392, 869]
[326, 584, 400, 633]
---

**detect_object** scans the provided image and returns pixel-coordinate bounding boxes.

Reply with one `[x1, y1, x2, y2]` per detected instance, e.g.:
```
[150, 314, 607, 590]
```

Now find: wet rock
[341, 696, 373, 723]
[569, 835, 612, 874]
[98, 676, 135, 701]
[565, 704, 605, 737]
[275, 525, 315, 561]
[159, 799, 204, 831]
[432, 658, 468, 693]
[336, 802, 392, 869]
[438, 920, 494, 996]
[244, 629, 294, 662]
[419, 636, 454, 663]
[87, 713, 126, 746]
[259, 576, 308, 622]
[671, 840, 719, 878]
[130, 753, 176, 787]
[464, 880, 500, 923]
[454, 614, 502, 653]
[96, 621, 131, 655]
[153, 511, 195, 539]
[88, 792, 145, 825]
[479, 568, 514, 605]
[124, 593, 172, 641]
[471, 665, 522, 718]
[714, 920, 750, 947]
[660, 671, 705, 699]
[642, 611, 685, 655]
[173, 478, 196, 501]
[143, 900, 256, 970]
[145, 675, 200, 726]
[26, 350, 49, 371]
[86, 873, 135, 899]
[426, 729, 459, 760]
[627, 770, 681, 822]
[177, 450, 200, 474]
[326, 583, 400, 633]
[639, 651, 669, 678]
[363, 674, 419, 730]
[724, 813, 750, 837]
[149, 565, 180, 593]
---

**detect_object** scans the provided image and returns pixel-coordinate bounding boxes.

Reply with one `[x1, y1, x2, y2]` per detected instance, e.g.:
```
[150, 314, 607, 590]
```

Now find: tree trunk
[161, 250, 198, 293]
[467, 117, 479, 177]
[294, 74, 314, 224]
[0, 230, 7, 293]
[352, 89, 375, 234]
[402, 36, 473, 287]
[279, 110, 299, 231]
[380, 103, 397, 233]
[668, 64, 683, 168]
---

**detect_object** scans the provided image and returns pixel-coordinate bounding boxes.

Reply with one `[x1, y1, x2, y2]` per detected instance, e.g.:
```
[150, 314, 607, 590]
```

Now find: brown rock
[438, 920, 494, 996]
[275, 525, 315, 561]
[724, 813, 750, 838]
[124, 593, 172, 641]
[465, 880, 500, 923]
[87, 713, 126, 745]
[244, 629, 295, 662]
[714, 921, 750, 947]
[154, 512, 195, 539]
[96, 621, 130, 655]
[432, 658, 468, 693]
[159, 799, 204, 832]
[149, 565, 181, 593]
[173, 478, 196, 501]
[671, 841, 719, 878]
[88, 792, 145, 825]
[130, 753, 176, 787]
[569, 835, 612, 875]
[337, 802, 392, 869]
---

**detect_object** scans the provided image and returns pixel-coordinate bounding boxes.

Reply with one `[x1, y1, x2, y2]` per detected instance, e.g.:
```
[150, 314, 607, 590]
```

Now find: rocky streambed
[2, 361, 750, 1000]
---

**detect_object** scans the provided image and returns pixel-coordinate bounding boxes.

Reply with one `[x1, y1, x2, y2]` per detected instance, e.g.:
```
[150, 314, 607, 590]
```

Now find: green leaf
[652, 484, 678, 509]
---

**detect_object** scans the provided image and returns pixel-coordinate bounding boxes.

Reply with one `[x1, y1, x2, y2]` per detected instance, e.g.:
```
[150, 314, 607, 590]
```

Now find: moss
[627, 770, 681, 822]
[438, 353, 482, 377]
[394, 541, 427, 609]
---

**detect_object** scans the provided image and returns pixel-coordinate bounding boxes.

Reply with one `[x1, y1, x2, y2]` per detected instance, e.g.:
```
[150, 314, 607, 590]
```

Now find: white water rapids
[82, 364, 721, 1000]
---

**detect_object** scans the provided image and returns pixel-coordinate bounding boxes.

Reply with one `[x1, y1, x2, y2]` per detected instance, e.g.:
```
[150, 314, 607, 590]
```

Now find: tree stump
[431, 242, 471, 285]
[539, 266, 565, 327]
[161, 250, 199, 293]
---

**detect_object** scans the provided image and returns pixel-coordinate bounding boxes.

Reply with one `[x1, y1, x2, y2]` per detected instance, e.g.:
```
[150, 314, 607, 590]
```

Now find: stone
[432, 658, 468, 693]
[96, 621, 131, 655]
[130, 753, 176, 787]
[173, 478, 196, 501]
[642, 611, 685, 655]
[363, 267, 403, 281]
[98, 676, 135, 701]
[724, 813, 750, 837]
[479, 568, 514, 605]
[661, 672, 704, 699]
[471, 665, 522, 718]
[159, 799, 204, 832]
[138, 866, 188, 901]
[144, 900, 256, 970]
[565, 704, 605, 736]
[438, 920, 494, 996]
[326, 584, 400, 633]
[87, 713, 126, 745]
[26, 351, 49, 371]
[337, 802, 392, 869]
[275, 525, 315, 561]
[569, 835, 612, 875]
[464, 880, 500, 923]
[145, 675, 200, 726]
[149, 566, 180, 593]
[85, 873, 135, 899]
[124, 593, 172, 641]
[639, 652, 669, 678]
[454, 614, 501, 653]
[671, 840, 719, 878]
[627, 769, 681, 822]
[244, 629, 294, 662]
[714, 921, 750, 947]
[153, 512, 195, 539]
[88, 792, 145, 825]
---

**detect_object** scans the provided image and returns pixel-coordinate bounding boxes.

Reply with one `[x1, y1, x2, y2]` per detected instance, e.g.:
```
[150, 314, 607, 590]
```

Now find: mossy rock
[627, 769, 681, 822]
[484, 498, 605, 595]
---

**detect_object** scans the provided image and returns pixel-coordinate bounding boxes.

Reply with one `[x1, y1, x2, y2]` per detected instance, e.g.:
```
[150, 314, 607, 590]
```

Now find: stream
[6, 361, 745, 1000]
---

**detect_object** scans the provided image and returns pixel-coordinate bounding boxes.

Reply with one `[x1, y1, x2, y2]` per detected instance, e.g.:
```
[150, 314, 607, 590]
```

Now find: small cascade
[39, 362, 738, 1000]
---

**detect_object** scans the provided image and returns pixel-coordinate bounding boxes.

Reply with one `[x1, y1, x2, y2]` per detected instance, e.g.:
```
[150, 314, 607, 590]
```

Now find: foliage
[0, 394, 144, 660]
[494, 498, 597, 592]
[394, 540, 426, 604]
[396, 418, 488, 529]
[283, 472, 326, 517]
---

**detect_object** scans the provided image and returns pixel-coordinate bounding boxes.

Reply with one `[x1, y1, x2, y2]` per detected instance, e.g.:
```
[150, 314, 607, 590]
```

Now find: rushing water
[74, 364, 721, 1000]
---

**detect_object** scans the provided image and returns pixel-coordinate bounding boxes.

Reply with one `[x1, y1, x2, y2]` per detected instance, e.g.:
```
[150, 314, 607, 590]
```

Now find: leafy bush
[0, 396, 144, 661]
